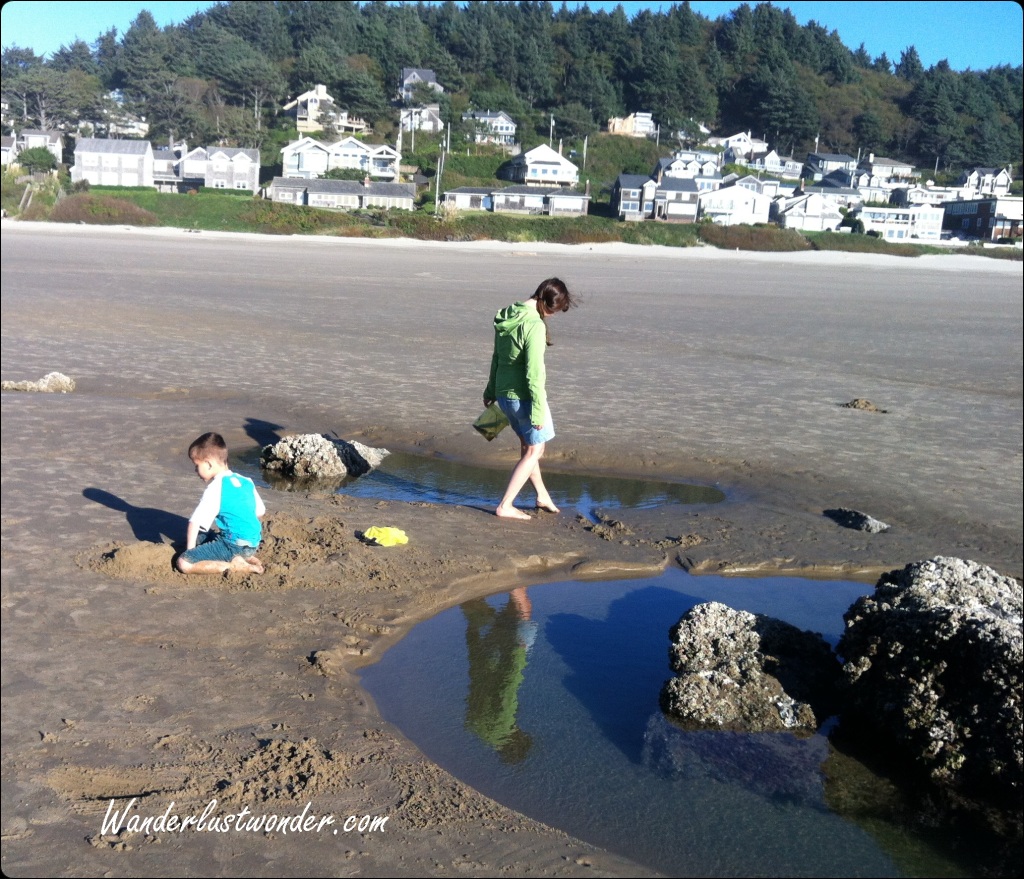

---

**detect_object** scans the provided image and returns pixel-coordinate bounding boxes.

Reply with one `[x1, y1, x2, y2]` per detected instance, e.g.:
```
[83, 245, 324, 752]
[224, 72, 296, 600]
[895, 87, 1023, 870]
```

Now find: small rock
[823, 507, 890, 533]
[839, 398, 887, 412]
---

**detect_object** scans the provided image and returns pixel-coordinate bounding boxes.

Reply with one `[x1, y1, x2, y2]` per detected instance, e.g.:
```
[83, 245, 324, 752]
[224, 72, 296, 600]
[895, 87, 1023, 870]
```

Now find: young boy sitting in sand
[176, 432, 266, 575]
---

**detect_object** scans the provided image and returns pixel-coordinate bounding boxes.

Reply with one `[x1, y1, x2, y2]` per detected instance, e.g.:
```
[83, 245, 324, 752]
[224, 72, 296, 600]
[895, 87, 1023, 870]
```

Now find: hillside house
[400, 104, 444, 134]
[462, 110, 517, 145]
[282, 84, 366, 135]
[607, 112, 657, 138]
[956, 167, 1013, 198]
[399, 68, 443, 103]
[803, 152, 858, 181]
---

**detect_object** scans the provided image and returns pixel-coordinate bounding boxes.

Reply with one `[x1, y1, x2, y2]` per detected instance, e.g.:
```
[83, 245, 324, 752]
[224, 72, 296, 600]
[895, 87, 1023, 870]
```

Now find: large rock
[2, 371, 76, 392]
[660, 601, 841, 733]
[260, 434, 389, 483]
[839, 557, 1023, 811]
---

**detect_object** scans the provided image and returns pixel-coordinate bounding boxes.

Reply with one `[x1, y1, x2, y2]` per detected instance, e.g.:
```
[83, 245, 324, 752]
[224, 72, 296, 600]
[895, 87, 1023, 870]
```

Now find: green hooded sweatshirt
[484, 302, 547, 426]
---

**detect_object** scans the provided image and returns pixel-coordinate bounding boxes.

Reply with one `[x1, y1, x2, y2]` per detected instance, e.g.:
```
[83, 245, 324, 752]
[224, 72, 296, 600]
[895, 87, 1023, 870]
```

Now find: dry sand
[1, 221, 1021, 877]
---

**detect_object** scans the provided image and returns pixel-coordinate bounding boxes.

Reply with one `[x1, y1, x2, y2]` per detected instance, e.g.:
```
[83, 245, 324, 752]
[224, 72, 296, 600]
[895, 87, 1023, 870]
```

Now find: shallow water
[362, 570, 970, 878]
[238, 449, 725, 514]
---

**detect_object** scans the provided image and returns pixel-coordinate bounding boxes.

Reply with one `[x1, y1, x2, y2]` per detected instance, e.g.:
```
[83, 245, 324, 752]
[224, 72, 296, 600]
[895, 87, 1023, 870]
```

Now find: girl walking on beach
[484, 277, 577, 520]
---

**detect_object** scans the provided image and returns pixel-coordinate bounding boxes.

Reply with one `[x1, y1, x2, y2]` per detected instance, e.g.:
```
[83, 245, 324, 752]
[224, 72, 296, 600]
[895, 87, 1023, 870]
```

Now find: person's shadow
[244, 418, 285, 448]
[82, 488, 188, 546]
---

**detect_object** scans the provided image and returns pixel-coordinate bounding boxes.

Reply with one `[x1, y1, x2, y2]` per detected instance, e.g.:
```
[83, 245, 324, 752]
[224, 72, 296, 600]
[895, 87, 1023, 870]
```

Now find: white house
[400, 104, 444, 134]
[698, 184, 772, 225]
[71, 138, 154, 187]
[281, 136, 399, 180]
[504, 144, 579, 187]
[854, 204, 945, 241]
[18, 129, 64, 164]
[706, 130, 768, 158]
[462, 110, 517, 145]
[773, 192, 845, 232]
[956, 167, 1013, 198]
[178, 146, 260, 192]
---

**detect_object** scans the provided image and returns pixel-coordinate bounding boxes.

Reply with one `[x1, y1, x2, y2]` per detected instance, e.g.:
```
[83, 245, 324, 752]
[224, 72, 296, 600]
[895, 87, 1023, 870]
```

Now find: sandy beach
[1, 221, 1021, 877]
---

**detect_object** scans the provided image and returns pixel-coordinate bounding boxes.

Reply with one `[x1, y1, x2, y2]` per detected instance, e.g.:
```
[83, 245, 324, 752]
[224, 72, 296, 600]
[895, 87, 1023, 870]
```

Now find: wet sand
[1, 222, 1021, 877]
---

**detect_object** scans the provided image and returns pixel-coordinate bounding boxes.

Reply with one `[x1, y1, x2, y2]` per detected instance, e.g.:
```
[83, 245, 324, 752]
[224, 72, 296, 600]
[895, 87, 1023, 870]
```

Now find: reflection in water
[238, 449, 725, 514]
[463, 588, 536, 763]
[362, 571, 976, 878]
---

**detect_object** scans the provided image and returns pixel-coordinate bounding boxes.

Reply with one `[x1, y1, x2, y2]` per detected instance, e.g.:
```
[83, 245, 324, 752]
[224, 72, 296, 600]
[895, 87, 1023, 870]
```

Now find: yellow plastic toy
[362, 526, 409, 547]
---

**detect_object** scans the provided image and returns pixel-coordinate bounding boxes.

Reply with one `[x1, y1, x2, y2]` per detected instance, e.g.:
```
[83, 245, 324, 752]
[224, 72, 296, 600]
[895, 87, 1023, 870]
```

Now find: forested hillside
[2, 0, 1021, 174]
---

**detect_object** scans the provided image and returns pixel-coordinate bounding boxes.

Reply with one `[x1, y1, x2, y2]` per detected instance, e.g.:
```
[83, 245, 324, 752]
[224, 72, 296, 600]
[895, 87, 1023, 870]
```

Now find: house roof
[463, 109, 514, 123]
[304, 178, 416, 197]
[75, 138, 151, 154]
[445, 186, 496, 195]
[21, 129, 62, 143]
[615, 174, 651, 189]
[656, 177, 698, 193]
[207, 148, 259, 162]
[808, 152, 856, 163]
[402, 67, 436, 81]
[495, 184, 580, 196]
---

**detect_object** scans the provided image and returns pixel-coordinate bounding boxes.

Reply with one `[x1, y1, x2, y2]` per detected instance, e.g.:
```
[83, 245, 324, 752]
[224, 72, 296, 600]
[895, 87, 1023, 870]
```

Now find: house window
[621, 201, 639, 213]
[235, 181, 248, 190]
[213, 180, 227, 189]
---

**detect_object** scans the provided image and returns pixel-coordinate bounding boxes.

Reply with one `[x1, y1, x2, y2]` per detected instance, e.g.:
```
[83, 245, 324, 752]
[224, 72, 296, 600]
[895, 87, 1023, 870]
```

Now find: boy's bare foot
[536, 500, 560, 513]
[230, 555, 264, 574]
[496, 505, 532, 520]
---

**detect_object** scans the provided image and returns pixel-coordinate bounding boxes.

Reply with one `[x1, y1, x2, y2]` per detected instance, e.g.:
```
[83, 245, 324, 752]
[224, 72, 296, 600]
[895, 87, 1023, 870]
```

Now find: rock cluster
[660, 601, 841, 733]
[2, 371, 76, 393]
[839, 556, 1023, 809]
[260, 434, 389, 483]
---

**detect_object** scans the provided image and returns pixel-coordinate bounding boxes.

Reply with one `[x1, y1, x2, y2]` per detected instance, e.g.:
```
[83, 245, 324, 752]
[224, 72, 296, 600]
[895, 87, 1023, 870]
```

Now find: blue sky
[1, 0, 1021, 72]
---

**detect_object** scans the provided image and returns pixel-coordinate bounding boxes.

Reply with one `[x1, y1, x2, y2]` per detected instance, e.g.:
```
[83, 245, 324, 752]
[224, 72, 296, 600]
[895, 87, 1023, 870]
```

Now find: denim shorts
[497, 397, 555, 446]
[180, 531, 259, 565]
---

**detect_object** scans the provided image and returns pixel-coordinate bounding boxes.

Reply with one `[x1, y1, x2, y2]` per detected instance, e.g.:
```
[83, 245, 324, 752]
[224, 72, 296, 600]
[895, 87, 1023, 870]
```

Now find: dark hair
[530, 277, 576, 315]
[530, 278, 576, 345]
[188, 432, 228, 465]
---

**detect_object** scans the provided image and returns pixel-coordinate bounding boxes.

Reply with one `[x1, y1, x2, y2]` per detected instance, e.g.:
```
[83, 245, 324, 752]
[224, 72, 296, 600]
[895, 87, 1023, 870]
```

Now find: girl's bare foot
[536, 500, 560, 513]
[496, 505, 532, 520]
